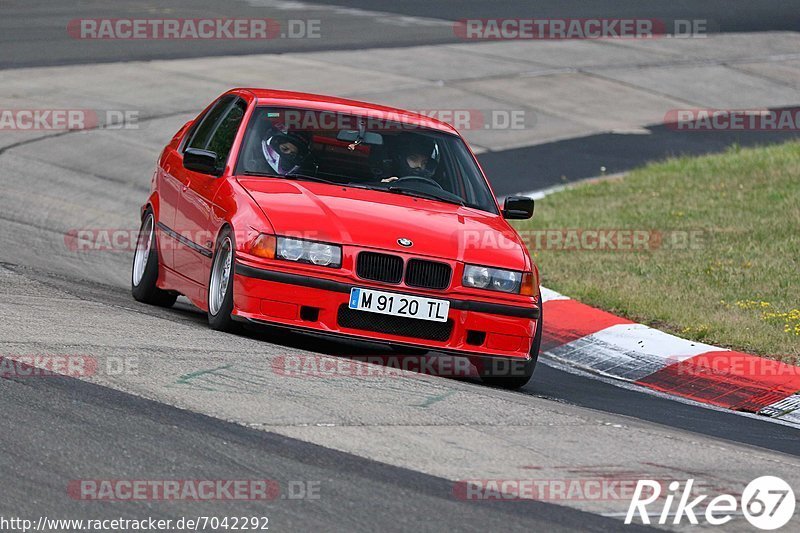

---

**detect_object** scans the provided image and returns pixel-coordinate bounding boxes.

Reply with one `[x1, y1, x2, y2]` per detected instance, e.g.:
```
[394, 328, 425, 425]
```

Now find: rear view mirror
[503, 196, 535, 219]
[184, 148, 221, 176]
[336, 130, 383, 145]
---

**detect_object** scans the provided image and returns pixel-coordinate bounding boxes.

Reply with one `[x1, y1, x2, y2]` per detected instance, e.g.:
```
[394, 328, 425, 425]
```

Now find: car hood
[236, 178, 530, 269]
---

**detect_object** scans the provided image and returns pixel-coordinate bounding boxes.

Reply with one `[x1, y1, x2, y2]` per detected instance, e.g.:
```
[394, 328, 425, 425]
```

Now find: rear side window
[186, 96, 235, 151]
[206, 101, 246, 163]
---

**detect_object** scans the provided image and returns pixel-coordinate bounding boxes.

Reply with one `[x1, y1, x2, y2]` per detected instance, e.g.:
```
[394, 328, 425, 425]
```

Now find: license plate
[348, 288, 450, 322]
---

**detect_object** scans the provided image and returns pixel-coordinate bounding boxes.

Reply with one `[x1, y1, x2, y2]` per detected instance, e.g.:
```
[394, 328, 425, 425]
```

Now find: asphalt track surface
[0, 0, 457, 69]
[3, 0, 800, 69]
[311, 0, 800, 33]
[1, 1, 800, 532]
[1, 368, 647, 532]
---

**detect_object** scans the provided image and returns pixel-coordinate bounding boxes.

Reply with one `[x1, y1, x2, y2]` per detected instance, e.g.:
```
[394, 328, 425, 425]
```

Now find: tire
[207, 226, 237, 332]
[478, 305, 543, 390]
[131, 208, 178, 307]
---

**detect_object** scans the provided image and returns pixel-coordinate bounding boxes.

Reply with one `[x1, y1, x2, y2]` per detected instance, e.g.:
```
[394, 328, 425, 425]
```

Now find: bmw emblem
[397, 238, 413, 247]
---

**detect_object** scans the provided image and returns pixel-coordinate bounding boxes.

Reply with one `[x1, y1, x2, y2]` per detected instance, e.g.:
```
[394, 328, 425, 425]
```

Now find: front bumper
[232, 260, 539, 359]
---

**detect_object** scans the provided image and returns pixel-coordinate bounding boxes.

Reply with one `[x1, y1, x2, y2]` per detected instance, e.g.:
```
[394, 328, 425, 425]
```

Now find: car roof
[229, 88, 459, 135]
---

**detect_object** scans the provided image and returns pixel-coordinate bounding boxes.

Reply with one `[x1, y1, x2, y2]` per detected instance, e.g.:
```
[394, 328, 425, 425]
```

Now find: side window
[186, 96, 235, 151]
[206, 100, 246, 165]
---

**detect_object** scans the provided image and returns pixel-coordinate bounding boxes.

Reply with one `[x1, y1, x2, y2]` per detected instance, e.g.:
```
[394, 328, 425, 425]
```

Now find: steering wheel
[392, 175, 444, 190]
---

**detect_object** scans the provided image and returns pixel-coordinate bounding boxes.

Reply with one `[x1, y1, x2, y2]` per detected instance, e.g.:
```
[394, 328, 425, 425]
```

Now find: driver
[381, 136, 439, 183]
[261, 131, 312, 176]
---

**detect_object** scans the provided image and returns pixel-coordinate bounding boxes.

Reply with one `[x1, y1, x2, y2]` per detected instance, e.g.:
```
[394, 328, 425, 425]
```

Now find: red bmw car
[132, 89, 542, 388]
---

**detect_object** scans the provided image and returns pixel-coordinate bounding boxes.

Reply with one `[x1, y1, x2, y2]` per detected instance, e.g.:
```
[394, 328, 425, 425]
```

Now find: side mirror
[184, 148, 222, 176]
[503, 196, 535, 220]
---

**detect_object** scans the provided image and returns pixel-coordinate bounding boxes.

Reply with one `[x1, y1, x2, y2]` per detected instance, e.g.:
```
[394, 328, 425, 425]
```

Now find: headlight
[280, 238, 304, 262]
[276, 237, 341, 268]
[463, 264, 522, 293]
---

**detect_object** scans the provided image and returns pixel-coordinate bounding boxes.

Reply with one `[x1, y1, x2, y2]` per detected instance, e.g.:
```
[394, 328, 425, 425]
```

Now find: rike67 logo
[626, 476, 796, 530]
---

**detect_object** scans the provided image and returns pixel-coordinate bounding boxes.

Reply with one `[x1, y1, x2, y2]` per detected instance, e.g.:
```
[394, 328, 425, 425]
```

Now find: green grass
[512, 141, 800, 361]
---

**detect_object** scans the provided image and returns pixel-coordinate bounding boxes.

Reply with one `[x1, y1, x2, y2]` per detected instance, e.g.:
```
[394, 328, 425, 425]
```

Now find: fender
[141, 188, 160, 222]
[211, 177, 276, 255]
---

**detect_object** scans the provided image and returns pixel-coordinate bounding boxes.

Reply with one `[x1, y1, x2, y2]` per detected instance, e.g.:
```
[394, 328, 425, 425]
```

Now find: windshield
[234, 107, 499, 213]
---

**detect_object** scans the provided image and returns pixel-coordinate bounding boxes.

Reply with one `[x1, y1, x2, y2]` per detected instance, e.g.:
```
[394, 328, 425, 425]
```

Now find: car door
[154, 159, 182, 270]
[173, 97, 246, 285]
[160, 97, 232, 273]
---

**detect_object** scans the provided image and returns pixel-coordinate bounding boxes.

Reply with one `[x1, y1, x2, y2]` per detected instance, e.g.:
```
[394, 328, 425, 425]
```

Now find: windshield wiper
[284, 172, 341, 185]
[242, 170, 339, 185]
[386, 185, 464, 207]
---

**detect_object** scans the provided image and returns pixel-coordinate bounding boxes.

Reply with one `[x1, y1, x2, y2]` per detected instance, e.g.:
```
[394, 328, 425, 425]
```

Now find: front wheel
[131, 208, 178, 307]
[207, 226, 237, 332]
[478, 305, 543, 390]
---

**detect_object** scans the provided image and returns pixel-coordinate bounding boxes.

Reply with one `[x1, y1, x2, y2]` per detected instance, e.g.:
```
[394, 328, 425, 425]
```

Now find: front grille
[356, 252, 403, 284]
[405, 259, 451, 290]
[337, 305, 453, 342]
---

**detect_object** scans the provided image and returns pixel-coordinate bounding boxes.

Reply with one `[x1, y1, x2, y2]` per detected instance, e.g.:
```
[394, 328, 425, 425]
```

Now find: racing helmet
[394, 136, 439, 179]
[261, 133, 309, 175]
